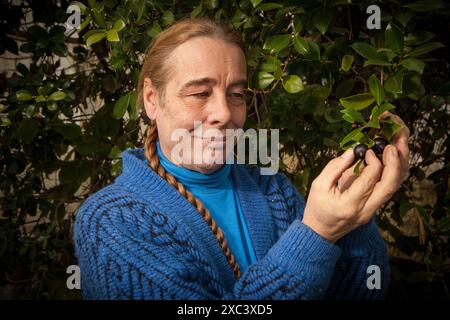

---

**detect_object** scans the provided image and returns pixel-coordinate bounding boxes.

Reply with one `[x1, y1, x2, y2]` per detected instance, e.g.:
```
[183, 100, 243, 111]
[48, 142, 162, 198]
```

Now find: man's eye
[230, 93, 244, 99]
[192, 92, 210, 98]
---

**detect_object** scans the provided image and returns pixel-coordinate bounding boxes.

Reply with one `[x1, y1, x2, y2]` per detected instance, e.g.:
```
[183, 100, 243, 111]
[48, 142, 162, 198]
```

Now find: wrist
[301, 215, 341, 243]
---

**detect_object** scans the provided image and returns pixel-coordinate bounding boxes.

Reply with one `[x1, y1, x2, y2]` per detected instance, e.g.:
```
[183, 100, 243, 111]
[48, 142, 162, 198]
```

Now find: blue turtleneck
[156, 141, 257, 272]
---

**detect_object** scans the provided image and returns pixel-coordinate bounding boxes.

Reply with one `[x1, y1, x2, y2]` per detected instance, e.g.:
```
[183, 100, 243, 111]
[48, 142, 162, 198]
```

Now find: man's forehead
[168, 37, 247, 75]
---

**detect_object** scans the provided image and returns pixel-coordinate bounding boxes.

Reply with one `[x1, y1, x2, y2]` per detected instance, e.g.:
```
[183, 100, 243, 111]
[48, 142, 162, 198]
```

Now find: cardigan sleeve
[273, 173, 390, 299]
[73, 191, 343, 300]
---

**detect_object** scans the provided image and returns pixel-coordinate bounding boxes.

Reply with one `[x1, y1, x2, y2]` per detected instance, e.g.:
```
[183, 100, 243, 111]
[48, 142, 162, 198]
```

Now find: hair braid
[144, 125, 242, 279]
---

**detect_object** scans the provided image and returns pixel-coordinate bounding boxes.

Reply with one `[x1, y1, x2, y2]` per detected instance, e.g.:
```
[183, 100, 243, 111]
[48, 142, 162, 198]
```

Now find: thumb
[317, 148, 355, 190]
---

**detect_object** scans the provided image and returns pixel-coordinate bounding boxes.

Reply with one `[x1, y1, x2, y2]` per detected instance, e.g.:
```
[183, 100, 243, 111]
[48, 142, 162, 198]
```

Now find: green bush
[0, 0, 449, 299]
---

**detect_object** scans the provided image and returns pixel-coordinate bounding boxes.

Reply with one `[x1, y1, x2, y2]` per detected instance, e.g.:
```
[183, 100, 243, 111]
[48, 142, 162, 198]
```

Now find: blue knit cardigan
[73, 148, 390, 300]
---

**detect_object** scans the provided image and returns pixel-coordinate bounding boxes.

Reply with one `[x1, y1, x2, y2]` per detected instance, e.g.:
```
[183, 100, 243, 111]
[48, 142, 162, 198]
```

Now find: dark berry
[354, 143, 368, 160]
[371, 138, 388, 156]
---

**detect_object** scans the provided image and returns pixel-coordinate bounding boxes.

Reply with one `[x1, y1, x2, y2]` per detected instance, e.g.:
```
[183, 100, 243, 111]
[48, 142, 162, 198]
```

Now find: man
[74, 18, 409, 299]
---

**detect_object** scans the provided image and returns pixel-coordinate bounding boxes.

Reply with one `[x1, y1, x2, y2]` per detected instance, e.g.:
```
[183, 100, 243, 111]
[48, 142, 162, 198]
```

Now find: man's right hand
[301, 144, 402, 243]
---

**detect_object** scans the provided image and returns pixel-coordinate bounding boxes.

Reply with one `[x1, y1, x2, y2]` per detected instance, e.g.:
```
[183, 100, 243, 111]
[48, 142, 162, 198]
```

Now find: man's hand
[302, 112, 410, 243]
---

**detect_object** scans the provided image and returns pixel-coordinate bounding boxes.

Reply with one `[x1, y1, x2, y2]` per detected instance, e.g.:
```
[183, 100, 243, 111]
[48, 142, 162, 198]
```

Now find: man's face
[143, 37, 247, 173]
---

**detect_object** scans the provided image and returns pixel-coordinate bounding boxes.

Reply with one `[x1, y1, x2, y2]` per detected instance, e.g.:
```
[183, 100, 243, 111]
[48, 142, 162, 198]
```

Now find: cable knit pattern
[73, 148, 389, 300]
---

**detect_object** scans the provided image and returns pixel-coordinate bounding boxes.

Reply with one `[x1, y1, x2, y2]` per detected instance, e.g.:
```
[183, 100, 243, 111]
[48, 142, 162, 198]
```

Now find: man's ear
[142, 77, 158, 120]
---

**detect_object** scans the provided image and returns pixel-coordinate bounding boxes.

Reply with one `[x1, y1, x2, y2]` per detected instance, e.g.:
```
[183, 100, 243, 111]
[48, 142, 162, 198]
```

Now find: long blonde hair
[139, 18, 246, 279]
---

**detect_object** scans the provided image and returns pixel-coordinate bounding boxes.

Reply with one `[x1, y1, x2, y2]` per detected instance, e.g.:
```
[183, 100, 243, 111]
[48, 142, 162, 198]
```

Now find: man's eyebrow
[178, 77, 248, 94]
[228, 79, 248, 89]
[179, 78, 217, 93]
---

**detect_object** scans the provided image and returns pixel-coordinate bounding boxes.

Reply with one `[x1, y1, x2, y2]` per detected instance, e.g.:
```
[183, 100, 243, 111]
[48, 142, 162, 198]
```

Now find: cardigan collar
[116, 148, 276, 288]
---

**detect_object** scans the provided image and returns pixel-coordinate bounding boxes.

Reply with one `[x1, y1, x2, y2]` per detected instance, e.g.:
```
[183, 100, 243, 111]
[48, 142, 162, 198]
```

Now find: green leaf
[335, 79, 355, 99]
[161, 10, 175, 27]
[79, 16, 92, 31]
[365, 117, 380, 129]
[293, 36, 309, 55]
[385, 23, 404, 54]
[113, 19, 125, 32]
[368, 74, 384, 105]
[130, 0, 146, 22]
[340, 55, 354, 72]
[261, 57, 282, 72]
[340, 93, 375, 110]
[404, 31, 435, 46]
[340, 108, 365, 123]
[404, 74, 425, 100]
[35, 95, 46, 103]
[378, 48, 398, 62]
[313, 9, 333, 35]
[48, 91, 67, 101]
[263, 35, 291, 54]
[250, 0, 263, 7]
[147, 23, 162, 38]
[385, 69, 404, 94]
[47, 101, 58, 111]
[191, 4, 203, 18]
[16, 90, 33, 101]
[106, 29, 120, 42]
[113, 94, 130, 119]
[381, 120, 403, 140]
[38, 84, 54, 96]
[293, 16, 302, 33]
[128, 91, 139, 121]
[400, 58, 425, 74]
[255, 72, 275, 89]
[1, 118, 11, 127]
[353, 159, 364, 176]
[204, 0, 218, 10]
[371, 102, 396, 118]
[340, 128, 364, 147]
[405, 42, 444, 58]
[305, 40, 321, 60]
[86, 31, 106, 46]
[363, 59, 393, 67]
[350, 42, 385, 60]
[404, 0, 444, 12]
[255, 3, 283, 11]
[282, 75, 304, 93]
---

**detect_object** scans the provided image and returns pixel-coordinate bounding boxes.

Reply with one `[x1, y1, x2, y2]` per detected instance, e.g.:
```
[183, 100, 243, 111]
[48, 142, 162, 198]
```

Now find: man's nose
[206, 92, 232, 126]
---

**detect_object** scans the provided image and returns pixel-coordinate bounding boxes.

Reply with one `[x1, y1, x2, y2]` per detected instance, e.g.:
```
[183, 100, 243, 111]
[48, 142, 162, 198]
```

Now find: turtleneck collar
[156, 140, 231, 190]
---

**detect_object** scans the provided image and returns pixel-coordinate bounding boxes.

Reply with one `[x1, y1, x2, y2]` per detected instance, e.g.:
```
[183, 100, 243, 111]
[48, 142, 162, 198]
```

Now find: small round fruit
[372, 138, 388, 156]
[354, 143, 368, 160]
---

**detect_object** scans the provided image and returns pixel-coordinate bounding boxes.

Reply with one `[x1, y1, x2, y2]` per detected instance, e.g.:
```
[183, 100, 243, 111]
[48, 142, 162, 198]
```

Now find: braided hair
[143, 124, 242, 279]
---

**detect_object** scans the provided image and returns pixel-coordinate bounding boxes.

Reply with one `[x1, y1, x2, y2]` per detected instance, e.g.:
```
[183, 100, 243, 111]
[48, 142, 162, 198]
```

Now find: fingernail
[388, 146, 398, 160]
[341, 148, 353, 159]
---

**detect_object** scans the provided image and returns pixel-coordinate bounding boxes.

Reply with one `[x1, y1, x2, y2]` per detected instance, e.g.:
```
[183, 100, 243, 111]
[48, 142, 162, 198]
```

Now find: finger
[316, 148, 354, 190]
[359, 145, 402, 220]
[382, 141, 407, 178]
[338, 161, 364, 192]
[343, 149, 382, 203]
[380, 112, 410, 177]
